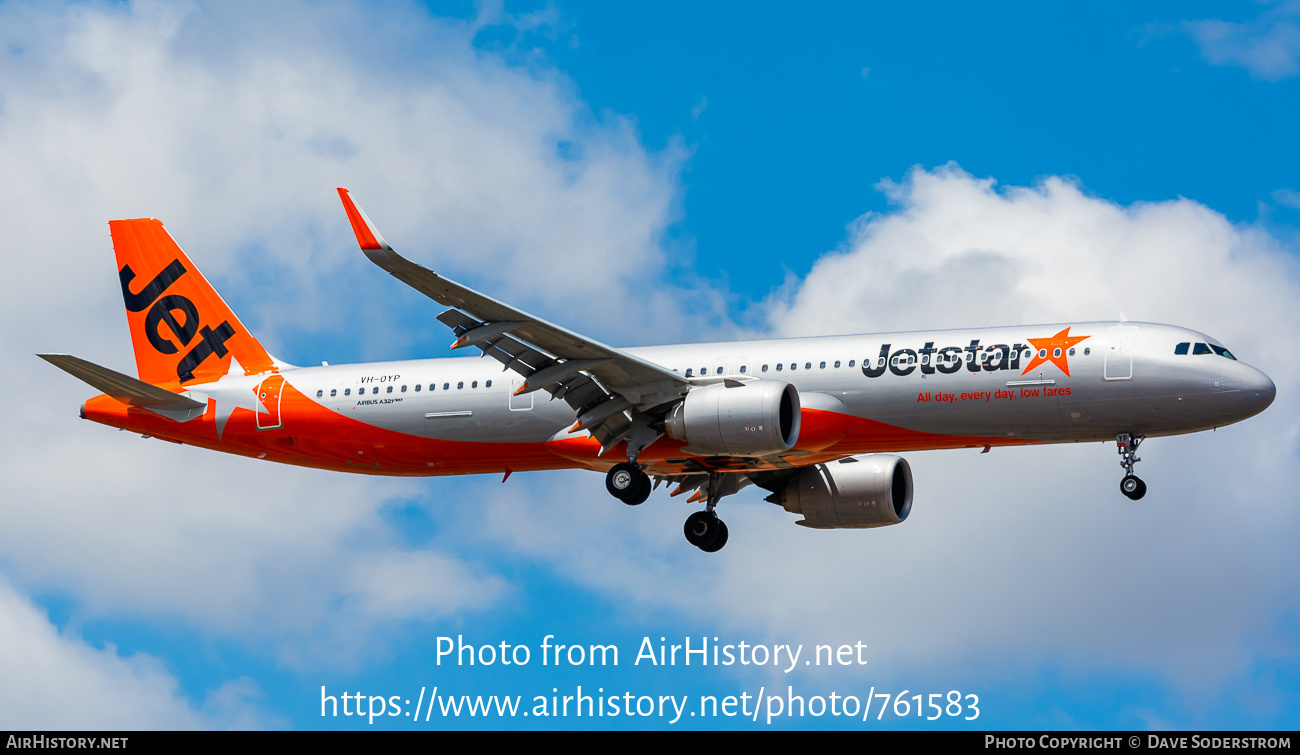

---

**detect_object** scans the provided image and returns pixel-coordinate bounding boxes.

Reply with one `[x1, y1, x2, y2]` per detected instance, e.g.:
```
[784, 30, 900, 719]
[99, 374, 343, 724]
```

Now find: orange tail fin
[111, 219, 274, 386]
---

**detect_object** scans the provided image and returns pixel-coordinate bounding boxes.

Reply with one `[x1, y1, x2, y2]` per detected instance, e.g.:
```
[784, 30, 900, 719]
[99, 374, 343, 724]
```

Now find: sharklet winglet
[337, 188, 390, 252]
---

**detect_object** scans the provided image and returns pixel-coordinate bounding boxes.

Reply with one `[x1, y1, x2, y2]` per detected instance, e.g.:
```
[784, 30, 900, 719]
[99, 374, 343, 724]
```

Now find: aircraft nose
[1241, 367, 1276, 418]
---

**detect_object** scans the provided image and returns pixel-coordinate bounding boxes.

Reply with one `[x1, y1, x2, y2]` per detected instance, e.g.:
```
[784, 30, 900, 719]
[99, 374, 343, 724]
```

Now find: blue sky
[523, 2, 1300, 299]
[2, 0, 1300, 730]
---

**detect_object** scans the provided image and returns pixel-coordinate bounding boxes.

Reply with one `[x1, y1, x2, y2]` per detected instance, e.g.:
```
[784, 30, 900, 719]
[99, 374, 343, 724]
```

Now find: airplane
[40, 189, 1277, 553]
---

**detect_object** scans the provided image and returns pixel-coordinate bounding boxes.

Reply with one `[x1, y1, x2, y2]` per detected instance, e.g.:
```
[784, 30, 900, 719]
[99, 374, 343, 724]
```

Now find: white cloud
[1273, 188, 1300, 210]
[466, 165, 1300, 713]
[1184, 3, 1300, 81]
[0, 0, 685, 676]
[0, 576, 273, 729]
[0, 0, 706, 358]
[769, 164, 1300, 357]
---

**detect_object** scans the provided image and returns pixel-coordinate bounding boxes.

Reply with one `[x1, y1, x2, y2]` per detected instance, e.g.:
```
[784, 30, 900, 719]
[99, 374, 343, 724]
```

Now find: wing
[337, 188, 690, 453]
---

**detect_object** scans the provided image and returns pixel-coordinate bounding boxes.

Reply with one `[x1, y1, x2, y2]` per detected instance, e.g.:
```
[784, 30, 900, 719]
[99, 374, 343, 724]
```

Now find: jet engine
[771, 455, 913, 529]
[664, 380, 800, 456]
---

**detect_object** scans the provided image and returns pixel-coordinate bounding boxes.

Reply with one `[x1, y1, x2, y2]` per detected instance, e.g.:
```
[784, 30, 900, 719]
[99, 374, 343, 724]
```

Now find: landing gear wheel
[622, 473, 652, 505]
[1120, 475, 1147, 501]
[606, 462, 636, 497]
[607, 462, 651, 505]
[1115, 433, 1148, 501]
[684, 510, 720, 548]
[699, 520, 729, 553]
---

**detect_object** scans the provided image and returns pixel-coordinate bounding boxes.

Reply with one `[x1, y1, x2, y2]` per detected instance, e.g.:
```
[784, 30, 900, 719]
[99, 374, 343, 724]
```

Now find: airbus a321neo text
[40, 190, 1276, 552]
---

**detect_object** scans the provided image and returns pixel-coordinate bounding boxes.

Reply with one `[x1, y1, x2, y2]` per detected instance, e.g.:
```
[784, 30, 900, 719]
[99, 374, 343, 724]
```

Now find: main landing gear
[685, 510, 728, 553]
[1116, 433, 1147, 501]
[684, 471, 732, 553]
[606, 461, 651, 505]
[605, 463, 731, 553]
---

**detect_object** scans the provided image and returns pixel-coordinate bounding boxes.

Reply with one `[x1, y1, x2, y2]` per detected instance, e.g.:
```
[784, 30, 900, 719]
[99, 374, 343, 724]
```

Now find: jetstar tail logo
[119, 260, 236, 383]
[861, 328, 1091, 379]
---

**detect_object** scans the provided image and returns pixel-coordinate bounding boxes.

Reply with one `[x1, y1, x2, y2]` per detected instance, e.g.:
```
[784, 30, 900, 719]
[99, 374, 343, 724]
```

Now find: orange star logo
[1022, 327, 1090, 377]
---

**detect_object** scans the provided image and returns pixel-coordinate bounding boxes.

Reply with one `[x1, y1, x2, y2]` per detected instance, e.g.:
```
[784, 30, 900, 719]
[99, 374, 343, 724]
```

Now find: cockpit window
[1174, 342, 1190, 355]
[1193, 343, 1212, 355]
[1210, 345, 1237, 360]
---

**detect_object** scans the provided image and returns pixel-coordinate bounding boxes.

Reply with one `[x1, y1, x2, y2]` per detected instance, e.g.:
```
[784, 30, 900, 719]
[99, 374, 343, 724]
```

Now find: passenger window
[685, 368, 693, 377]
[429, 384, 436, 391]
[716, 367, 723, 375]
[834, 360, 841, 368]
[776, 364, 783, 371]
[1174, 343, 1190, 355]
[701, 367, 707, 375]
[386, 386, 393, 394]
[790, 363, 797, 371]
[330, 389, 337, 397]
[1193, 343, 1212, 355]
[805, 362, 812, 370]
[819, 361, 826, 369]
[1038, 349, 1047, 358]
[1068, 348, 1075, 356]
[891, 357, 899, 366]
[401, 385, 407, 392]
[762, 365, 769, 372]
[1083, 348, 1090, 356]
[966, 353, 975, 363]
[414, 384, 421, 392]
[1053, 348, 1061, 358]
[1210, 345, 1236, 360]
[457, 381, 464, 389]
[316, 390, 323, 398]
[486, 379, 493, 387]
[472, 380, 478, 388]
[739, 365, 747, 374]
[443, 383, 449, 391]
[344, 388, 351, 396]
[849, 360, 855, 367]
[372, 387, 379, 395]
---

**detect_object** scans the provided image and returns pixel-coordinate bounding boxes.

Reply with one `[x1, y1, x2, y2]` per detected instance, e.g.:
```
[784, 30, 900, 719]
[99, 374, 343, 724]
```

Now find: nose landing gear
[1116, 433, 1147, 500]
[606, 461, 651, 505]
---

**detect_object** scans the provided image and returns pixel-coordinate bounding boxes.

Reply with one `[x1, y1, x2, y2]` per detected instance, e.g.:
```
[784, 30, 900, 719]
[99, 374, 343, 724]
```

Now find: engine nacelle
[775, 455, 913, 529]
[664, 380, 800, 456]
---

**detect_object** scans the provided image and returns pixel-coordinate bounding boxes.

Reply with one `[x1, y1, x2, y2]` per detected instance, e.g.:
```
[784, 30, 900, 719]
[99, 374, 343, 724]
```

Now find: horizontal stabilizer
[38, 353, 206, 422]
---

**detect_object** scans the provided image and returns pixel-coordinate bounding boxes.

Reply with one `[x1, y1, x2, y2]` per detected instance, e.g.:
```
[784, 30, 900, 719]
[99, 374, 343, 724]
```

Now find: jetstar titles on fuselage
[862, 326, 1090, 380]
